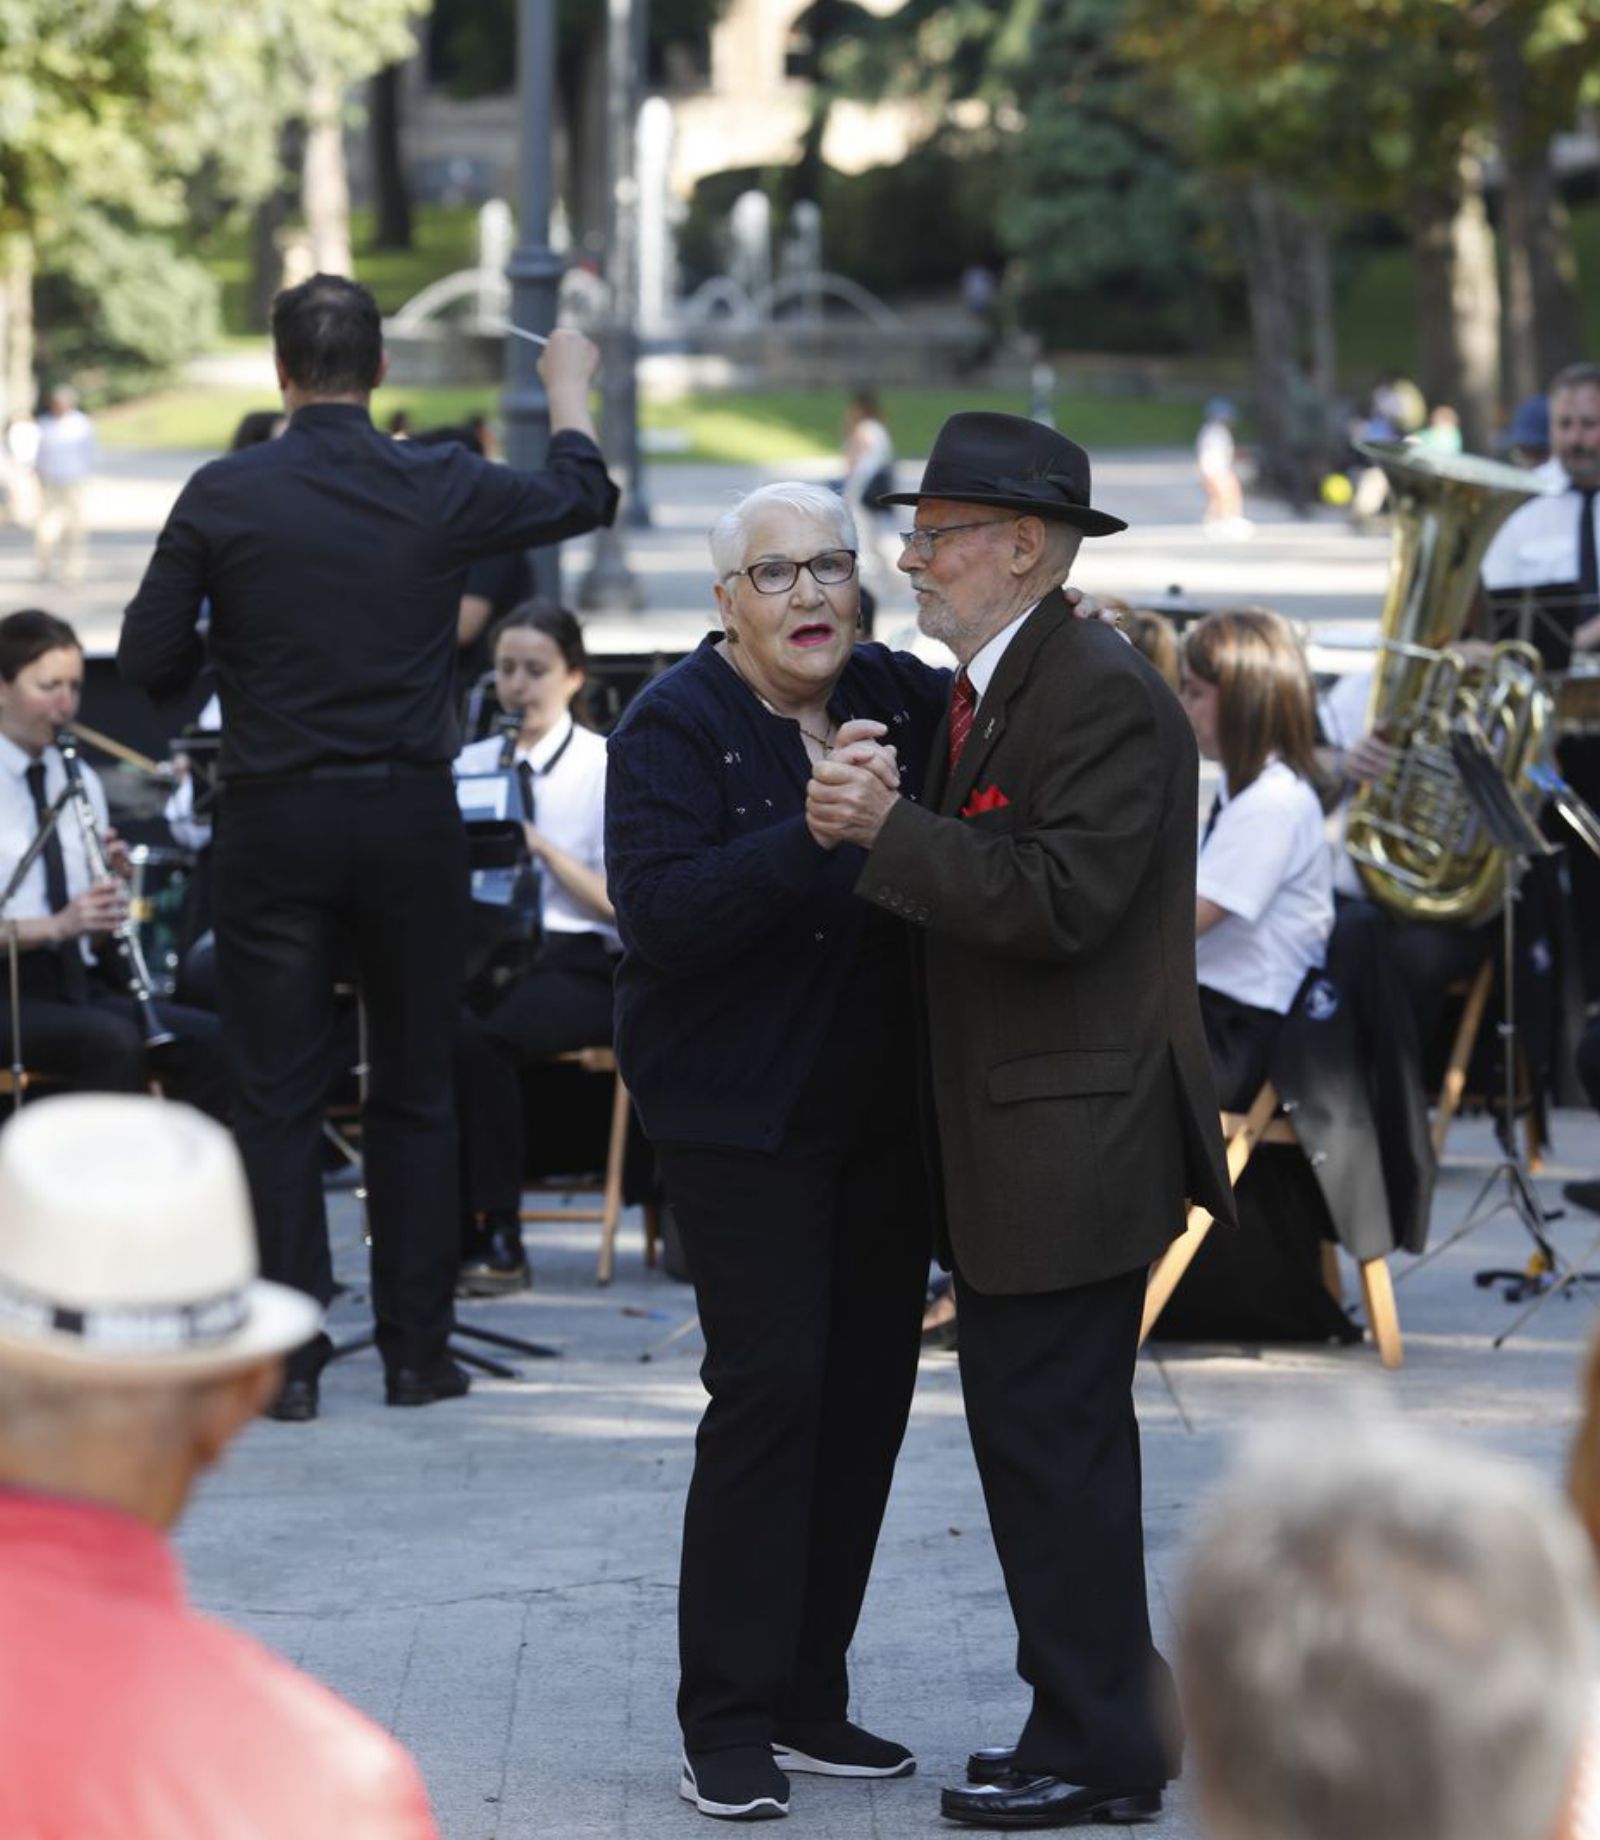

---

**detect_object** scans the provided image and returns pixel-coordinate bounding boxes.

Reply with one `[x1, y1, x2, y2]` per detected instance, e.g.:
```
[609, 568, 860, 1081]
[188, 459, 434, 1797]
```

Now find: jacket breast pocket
[987, 1048, 1133, 1104]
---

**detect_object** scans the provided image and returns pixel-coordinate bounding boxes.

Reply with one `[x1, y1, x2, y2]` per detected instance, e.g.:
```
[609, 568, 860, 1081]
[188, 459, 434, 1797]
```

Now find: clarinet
[56, 731, 176, 1048]
[496, 712, 521, 770]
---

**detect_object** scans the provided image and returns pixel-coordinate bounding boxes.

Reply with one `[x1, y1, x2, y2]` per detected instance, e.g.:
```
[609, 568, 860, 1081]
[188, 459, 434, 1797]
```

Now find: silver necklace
[726, 648, 835, 752]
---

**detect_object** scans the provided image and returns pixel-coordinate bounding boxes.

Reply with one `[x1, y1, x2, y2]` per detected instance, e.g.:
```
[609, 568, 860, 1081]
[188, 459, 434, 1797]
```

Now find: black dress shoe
[458, 1212, 530, 1296]
[384, 1358, 472, 1408]
[265, 1373, 320, 1422]
[940, 1776, 1161, 1829]
[967, 1746, 1017, 1786]
[1564, 1177, 1600, 1217]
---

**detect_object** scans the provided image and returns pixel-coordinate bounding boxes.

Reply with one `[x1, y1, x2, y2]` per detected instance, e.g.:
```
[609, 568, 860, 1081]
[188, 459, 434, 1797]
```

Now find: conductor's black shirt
[118, 405, 618, 778]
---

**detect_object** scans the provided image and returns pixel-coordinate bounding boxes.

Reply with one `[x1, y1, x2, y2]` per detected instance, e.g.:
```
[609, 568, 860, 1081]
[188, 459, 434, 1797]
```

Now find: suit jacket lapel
[940, 590, 1069, 817]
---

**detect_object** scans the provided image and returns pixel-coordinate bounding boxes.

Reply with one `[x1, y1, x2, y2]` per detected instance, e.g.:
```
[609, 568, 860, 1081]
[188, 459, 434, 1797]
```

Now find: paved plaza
[4, 435, 1580, 1836]
[180, 1115, 1600, 1840]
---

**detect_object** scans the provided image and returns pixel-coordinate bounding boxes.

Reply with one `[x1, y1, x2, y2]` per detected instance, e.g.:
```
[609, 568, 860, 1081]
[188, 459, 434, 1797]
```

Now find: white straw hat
[0, 1094, 322, 1381]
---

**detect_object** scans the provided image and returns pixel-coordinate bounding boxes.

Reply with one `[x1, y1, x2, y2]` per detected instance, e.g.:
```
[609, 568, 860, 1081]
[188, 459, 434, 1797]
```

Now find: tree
[369, 62, 414, 252]
[0, 0, 430, 404]
[1121, 0, 1600, 450]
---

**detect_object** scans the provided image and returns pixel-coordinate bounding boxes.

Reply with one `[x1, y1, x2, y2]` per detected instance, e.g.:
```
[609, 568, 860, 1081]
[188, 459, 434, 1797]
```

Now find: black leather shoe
[458, 1212, 530, 1296]
[967, 1746, 1018, 1786]
[1564, 1178, 1600, 1217]
[939, 1776, 1161, 1828]
[384, 1358, 472, 1408]
[265, 1373, 320, 1422]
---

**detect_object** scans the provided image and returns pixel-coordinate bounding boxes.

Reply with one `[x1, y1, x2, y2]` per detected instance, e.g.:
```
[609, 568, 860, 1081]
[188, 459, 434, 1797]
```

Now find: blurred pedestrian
[840, 389, 898, 601]
[33, 386, 95, 585]
[1197, 398, 1249, 537]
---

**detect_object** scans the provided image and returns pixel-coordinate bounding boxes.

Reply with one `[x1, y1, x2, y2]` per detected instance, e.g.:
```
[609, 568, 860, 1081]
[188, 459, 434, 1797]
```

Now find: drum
[126, 845, 193, 998]
[1555, 661, 1600, 737]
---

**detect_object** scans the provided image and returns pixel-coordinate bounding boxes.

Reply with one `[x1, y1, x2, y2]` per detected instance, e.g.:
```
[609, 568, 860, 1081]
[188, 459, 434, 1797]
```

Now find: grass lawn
[100, 383, 1201, 457]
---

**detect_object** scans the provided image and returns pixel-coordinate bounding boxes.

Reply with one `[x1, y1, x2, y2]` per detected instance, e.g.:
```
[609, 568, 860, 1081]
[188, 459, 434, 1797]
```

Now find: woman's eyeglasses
[731, 550, 858, 595]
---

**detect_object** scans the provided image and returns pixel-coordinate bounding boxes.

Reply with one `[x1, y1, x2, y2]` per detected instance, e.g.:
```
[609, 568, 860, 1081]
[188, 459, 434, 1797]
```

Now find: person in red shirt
[0, 1092, 439, 1840]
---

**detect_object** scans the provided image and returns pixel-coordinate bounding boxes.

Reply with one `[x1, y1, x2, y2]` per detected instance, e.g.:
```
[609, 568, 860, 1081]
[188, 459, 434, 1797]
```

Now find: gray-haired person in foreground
[1179, 1420, 1597, 1840]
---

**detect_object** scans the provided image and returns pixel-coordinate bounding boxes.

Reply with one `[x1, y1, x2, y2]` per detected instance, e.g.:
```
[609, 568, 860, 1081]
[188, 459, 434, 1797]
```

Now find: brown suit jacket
[857, 589, 1235, 1294]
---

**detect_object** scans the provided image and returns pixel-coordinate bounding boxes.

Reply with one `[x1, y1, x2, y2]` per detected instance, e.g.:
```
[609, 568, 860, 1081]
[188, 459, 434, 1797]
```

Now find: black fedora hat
[879, 411, 1127, 537]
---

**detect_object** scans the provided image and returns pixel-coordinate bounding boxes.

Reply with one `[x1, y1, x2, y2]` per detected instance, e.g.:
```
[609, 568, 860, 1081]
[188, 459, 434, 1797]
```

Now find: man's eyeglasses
[898, 518, 1016, 559]
[730, 550, 858, 595]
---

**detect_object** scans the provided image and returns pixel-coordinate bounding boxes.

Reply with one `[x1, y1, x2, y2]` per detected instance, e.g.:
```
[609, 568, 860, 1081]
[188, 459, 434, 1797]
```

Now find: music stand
[1403, 716, 1600, 1345]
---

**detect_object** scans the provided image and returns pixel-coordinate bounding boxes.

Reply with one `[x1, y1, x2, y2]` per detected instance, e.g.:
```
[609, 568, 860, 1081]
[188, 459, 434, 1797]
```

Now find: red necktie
[948, 668, 976, 774]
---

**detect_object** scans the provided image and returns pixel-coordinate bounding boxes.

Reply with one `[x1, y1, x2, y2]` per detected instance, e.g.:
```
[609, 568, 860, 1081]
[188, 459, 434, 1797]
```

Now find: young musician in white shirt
[0, 609, 224, 1110]
[1164, 609, 1346, 1343]
[453, 602, 617, 1292]
[1180, 609, 1334, 1108]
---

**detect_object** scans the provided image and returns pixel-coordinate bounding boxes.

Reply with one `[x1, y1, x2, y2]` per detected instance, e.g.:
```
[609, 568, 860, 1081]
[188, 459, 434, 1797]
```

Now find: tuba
[1344, 440, 1560, 925]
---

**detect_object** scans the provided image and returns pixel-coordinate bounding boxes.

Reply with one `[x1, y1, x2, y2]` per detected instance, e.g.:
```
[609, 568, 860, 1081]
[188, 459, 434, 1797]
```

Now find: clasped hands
[807, 719, 901, 850]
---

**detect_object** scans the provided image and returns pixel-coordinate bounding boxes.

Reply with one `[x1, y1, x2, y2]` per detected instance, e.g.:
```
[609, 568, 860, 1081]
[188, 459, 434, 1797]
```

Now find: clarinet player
[119, 275, 617, 1421]
[0, 609, 225, 1112]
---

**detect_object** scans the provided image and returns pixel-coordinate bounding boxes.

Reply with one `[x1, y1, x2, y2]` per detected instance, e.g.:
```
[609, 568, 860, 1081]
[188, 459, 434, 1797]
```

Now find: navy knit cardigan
[606, 634, 948, 1151]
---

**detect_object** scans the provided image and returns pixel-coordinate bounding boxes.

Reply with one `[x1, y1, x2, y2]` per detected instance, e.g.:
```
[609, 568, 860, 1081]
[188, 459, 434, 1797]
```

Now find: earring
[725, 627, 740, 645]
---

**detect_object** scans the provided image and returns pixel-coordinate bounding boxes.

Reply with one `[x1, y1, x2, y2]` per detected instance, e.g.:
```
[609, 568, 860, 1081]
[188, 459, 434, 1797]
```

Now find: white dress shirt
[968, 601, 1040, 704]
[163, 693, 221, 854]
[0, 732, 110, 964]
[1196, 758, 1333, 1014]
[455, 715, 617, 948]
[1481, 458, 1589, 591]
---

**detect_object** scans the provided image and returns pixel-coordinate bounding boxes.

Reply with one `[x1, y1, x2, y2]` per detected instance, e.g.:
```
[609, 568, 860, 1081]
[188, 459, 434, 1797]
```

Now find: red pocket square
[961, 784, 1011, 818]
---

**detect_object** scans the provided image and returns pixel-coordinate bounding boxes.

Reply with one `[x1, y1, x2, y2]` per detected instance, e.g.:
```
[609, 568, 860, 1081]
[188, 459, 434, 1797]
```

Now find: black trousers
[456, 931, 616, 1217]
[213, 770, 467, 1374]
[953, 1265, 1172, 1790]
[657, 1090, 927, 1753]
[0, 975, 226, 1118]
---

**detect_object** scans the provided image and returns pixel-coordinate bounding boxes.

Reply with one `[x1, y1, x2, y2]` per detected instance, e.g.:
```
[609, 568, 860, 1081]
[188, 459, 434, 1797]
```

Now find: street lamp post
[579, 0, 646, 611]
[504, 0, 564, 600]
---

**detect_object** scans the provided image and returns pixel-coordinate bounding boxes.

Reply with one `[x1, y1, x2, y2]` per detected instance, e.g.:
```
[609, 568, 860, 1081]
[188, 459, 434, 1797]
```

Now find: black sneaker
[772, 1719, 915, 1778]
[679, 1748, 790, 1820]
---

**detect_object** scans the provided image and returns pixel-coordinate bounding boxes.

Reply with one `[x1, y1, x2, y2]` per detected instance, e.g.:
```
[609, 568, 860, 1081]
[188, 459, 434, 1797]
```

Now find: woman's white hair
[708, 482, 858, 582]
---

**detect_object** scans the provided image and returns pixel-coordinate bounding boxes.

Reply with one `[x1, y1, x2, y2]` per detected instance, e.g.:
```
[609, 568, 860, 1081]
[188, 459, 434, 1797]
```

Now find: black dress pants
[656, 1071, 928, 1753]
[0, 979, 226, 1117]
[456, 931, 616, 1217]
[213, 769, 467, 1375]
[953, 1265, 1172, 1790]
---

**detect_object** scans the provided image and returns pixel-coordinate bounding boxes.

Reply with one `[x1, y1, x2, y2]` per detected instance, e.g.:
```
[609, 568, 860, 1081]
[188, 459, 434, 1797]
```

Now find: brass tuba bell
[1344, 441, 1560, 925]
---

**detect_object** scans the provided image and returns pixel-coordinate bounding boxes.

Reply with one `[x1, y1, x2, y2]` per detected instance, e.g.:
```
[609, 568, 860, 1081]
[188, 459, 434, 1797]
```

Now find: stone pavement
[177, 1107, 1600, 1840]
[0, 441, 1390, 665]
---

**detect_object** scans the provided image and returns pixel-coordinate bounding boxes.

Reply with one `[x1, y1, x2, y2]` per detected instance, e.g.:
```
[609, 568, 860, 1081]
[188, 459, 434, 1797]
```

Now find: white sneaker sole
[770, 1744, 916, 1779]
[679, 1767, 789, 1820]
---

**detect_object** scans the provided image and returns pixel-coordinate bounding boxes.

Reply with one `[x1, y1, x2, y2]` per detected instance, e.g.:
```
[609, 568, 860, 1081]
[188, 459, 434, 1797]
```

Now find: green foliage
[999, 0, 1224, 350]
[0, 0, 429, 395]
[34, 210, 219, 386]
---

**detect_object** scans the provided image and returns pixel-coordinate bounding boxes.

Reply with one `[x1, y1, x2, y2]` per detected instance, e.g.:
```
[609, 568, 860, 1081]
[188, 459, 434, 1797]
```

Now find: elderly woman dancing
[606, 481, 947, 1822]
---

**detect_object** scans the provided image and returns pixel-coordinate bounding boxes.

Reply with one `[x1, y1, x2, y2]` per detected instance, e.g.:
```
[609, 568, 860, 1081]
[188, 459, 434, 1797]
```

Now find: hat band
[0, 1277, 251, 1352]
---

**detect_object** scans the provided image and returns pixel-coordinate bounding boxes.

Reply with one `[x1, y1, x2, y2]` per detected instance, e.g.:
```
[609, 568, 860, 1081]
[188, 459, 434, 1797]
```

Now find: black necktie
[24, 761, 87, 1001]
[1580, 487, 1599, 618]
[515, 758, 535, 825]
[1203, 792, 1222, 844]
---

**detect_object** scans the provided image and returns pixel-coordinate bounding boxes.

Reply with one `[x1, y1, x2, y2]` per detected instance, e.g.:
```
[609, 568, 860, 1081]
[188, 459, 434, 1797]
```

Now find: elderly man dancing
[809, 412, 1232, 1828]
